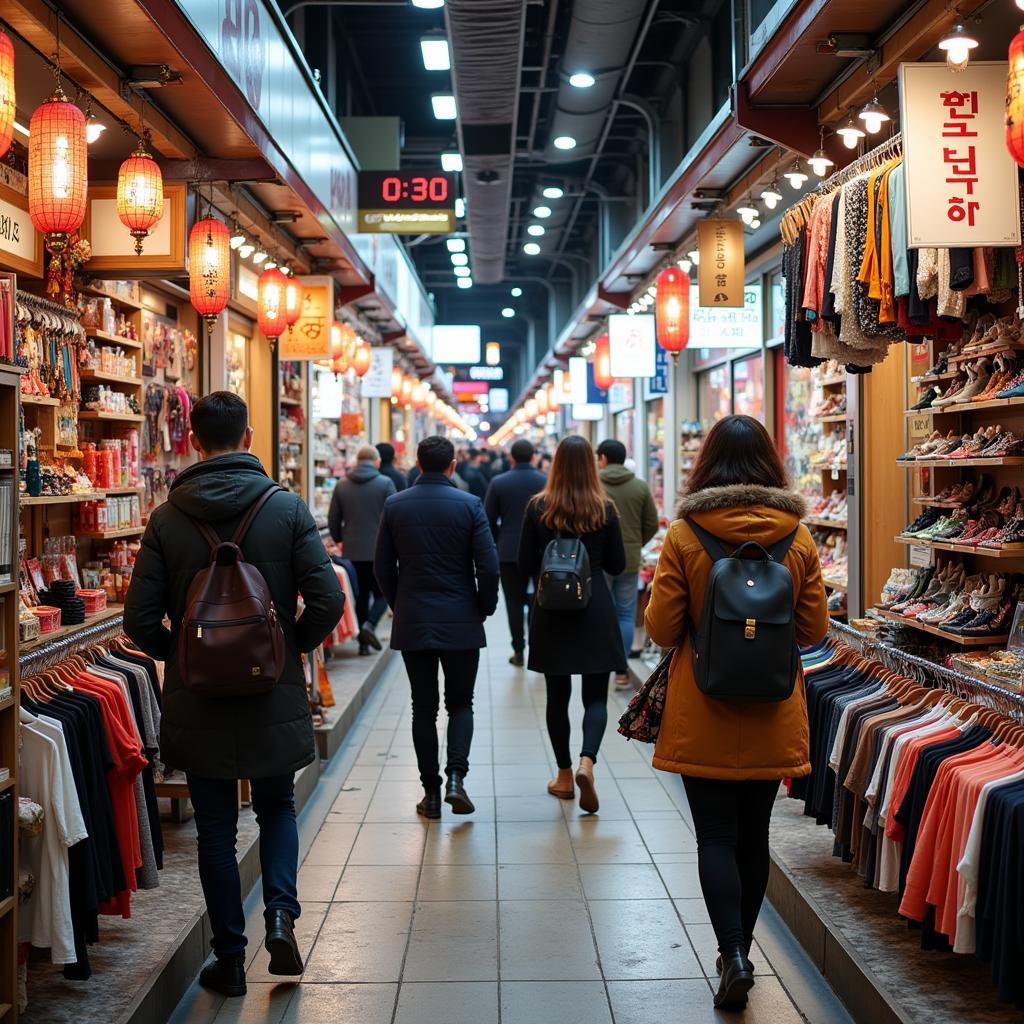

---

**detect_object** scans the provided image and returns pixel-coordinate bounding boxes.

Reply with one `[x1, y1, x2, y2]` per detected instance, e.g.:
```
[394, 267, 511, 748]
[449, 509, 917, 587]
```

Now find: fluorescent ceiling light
[568, 71, 596, 89]
[441, 152, 463, 172]
[510, 287, 523, 297]
[542, 186, 563, 199]
[501, 307, 515, 318]
[457, 277, 473, 289]
[453, 266, 471, 277]
[523, 242, 541, 255]
[455, 197, 466, 218]
[86, 122, 106, 144]
[431, 94, 457, 120]
[411, 0, 444, 8]
[451, 252, 469, 266]
[527, 224, 545, 237]
[420, 37, 451, 71]
[552, 135, 576, 150]
[13, 121, 28, 137]
[446, 238, 466, 252]
[533, 205, 552, 218]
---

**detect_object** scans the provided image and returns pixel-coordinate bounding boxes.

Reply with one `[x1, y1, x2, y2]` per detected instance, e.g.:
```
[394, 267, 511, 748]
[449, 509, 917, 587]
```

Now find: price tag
[831, 468, 840, 481]
[909, 544, 933, 568]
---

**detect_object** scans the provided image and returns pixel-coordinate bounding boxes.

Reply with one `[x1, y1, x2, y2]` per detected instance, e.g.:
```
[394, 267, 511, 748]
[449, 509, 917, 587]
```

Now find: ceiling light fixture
[542, 186, 564, 199]
[808, 128, 835, 177]
[456, 277, 473, 289]
[431, 94, 457, 120]
[86, 121, 105, 144]
[411, 0, 445, 8]
[837, 112, 866, 150]
[441, 152, 463, 172]
[687, 249, 700, 265]
[523, 242, 541, 255]
[939, 21, 979, 73]
[736, 199, 758, 226]
[446, 238, 466, 252]
[750, 217, 762, 230]
[229, 221, 245, 250]
[527, 224, 545, 236]
[252, 245, 268, 265]
[858, 96, 890, 134]
[238, 242, 255, 259]
[552, 135, 577, 150]
[783, 160, 808, 189]
[568, 71, 596, 88]
[451, 252, 469, 266]
[455, 197, 466, 218]
[533, 205, 552, 218]
[760, 180, 783, 210]
[501, 307, 515, 318]
[420, 37, 451, 71]
[453, 266, 470, 277]
[510, 287, 523, 297]
[677, 257, 692, 273]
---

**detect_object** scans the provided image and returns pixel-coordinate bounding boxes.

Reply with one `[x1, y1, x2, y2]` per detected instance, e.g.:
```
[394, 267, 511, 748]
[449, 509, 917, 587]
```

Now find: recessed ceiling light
[411, 0, 444, 8]
[527, 224, 545, 237]
[455, 197, 466, 218]
[568, 71, 596, 88]
[553, 135, 577, 150]
[501, 307, 515, 318]
[510, 287, 523, 297]
[542, 186, 563, 199]
[431, 94, 457, 120]
[420, 37, 451, 71]
[457, 277, 473, 289]
[13, 121, 29, 137]
[523, 242, 541, 255]
[454, 266, 471, 277]
[533, 205, 552, 218]
[451, 252, 469, 266]
[446, 238, 466, 252]
[441, 152, 463, 172]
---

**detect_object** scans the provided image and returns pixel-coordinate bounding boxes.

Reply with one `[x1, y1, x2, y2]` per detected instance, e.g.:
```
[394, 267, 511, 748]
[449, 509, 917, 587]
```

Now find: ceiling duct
[445, 0, 527, 284]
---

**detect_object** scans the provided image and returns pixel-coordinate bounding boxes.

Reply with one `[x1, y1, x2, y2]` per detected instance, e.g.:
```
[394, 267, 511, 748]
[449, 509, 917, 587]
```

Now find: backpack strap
[767, 528, 799, 563]
[232, 483, 284, 546]
[188, 517, 222, 551]
[684, 517, 731, 562]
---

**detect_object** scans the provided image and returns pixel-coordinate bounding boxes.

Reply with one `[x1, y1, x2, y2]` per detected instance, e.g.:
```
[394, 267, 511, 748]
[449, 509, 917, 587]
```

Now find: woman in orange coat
[645, 415, 828, 1011]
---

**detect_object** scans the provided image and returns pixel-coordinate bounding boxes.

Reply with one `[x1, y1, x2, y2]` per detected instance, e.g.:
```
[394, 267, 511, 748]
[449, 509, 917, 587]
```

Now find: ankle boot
[199, 955, 247, 997]
[265, 909, 304, 976]
[714, 944, 755, 1009]
[417, 788, 442, 819]
[445, 772, 475, 815]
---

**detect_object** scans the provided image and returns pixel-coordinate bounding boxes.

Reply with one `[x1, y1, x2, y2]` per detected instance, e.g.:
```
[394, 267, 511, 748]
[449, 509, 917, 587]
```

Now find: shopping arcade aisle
[169, 611, 852, 1024]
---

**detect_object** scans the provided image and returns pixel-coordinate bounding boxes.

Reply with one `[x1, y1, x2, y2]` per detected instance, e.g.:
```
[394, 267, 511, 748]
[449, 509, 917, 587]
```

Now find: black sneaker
[358, 625, 383, 651]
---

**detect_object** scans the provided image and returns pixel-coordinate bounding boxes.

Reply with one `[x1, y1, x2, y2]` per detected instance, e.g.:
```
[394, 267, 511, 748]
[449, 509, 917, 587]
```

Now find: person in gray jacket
[328, 445, 396, 653]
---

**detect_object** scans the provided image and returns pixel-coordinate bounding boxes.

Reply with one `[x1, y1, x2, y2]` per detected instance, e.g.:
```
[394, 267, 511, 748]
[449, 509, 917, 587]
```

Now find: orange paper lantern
[189, 216, 231, 334]
[391, 367, 404, 399]
[353, 339, 372, 377]
[0, 32, 15, 161]
[116, 137, 164, 255]
[28, 87, 88, 254]
[401, 376, 413, 408]
[593, 332, 614, 391]
[536, 387, 550, 415]
[1007, 29, 1024, 166]
[411, 382, 428, 410]
[257, 267, 289, 343]
[284, 279, 303, 330]
[654, 266, 690, 360]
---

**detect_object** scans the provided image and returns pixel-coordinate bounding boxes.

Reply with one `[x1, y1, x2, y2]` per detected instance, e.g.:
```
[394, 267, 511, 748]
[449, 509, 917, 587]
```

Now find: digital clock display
[357, 171, 457, 235]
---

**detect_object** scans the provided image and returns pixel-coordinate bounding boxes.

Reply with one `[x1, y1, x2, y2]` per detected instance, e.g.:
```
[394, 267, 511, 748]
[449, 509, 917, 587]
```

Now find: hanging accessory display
[188, 210, 231, 334]
[654, 265, 689, 362]
[116, 130, 164, 255]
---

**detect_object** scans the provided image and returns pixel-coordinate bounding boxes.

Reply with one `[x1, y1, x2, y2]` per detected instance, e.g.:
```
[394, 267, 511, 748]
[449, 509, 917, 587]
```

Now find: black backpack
[537, 535, 591, 611]
[686, 517, 799, 703]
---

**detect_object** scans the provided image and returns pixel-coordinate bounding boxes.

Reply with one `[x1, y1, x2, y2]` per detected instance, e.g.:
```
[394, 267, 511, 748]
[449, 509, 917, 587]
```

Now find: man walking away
[484, 439, 546, 666]
[328, 445, 396, 654]
[375, 436, 500, 819]
[597, 439, 659, 688]
[124, 392, 344, 998]
[376, 442, 407, 493]
[461, 448, 489, 499]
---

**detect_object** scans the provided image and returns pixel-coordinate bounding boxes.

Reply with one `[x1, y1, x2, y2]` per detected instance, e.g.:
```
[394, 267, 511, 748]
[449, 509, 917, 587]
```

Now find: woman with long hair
[517, 434, 626, 813]
[645, 415, 828, 1011]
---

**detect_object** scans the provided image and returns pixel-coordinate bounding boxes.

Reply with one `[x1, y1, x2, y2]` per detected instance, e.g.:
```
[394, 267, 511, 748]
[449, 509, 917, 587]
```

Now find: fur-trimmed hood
[676, 484, 807, 521]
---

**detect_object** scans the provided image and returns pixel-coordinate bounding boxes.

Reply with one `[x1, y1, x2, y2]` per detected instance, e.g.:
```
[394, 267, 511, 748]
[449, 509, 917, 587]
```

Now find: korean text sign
[900, 62, 1021, 248]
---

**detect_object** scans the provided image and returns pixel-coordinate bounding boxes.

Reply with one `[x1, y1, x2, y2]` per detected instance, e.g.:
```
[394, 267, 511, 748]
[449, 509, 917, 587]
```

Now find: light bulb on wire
[938, 21, 979, 73]
[760, 180, 782, 210]
[836, 113, 866, 150]
[783, 161, 808, 190]
[858, 97, 890, 135]
[807, 126, 834, 177]
[736, 200, 758, 226]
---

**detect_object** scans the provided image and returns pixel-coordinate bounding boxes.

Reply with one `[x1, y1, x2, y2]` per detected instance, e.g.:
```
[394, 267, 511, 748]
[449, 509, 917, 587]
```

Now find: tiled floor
[170, 615, 850, 1024]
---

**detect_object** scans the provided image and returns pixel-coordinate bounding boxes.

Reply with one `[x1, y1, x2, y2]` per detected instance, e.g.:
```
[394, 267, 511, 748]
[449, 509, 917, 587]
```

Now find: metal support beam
[733, 80, 819, 158]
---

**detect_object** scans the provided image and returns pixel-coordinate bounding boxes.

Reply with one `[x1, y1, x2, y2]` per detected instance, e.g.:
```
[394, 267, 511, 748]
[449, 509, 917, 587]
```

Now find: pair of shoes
[714, 945, 755, 1009]
[358, 625, 383, 652]
[509, 651, 525, 667]
[614, 673, 632, 690]
[199, 911, 304, 997]
[548, 778, 575, 799]
[416, 777, 476, 817]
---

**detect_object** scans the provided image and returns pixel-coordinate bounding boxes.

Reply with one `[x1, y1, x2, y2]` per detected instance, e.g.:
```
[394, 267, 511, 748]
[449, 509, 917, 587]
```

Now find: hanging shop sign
[900, 62, 1021, 248]
[357, 171, 456, 234]
[696, 219, 745, 308]
[608, 380, 634, 414]
[690, 283, 763, 350]
[489, 387, 509, 412]
[362, 346, 394, 398]
[82, 182, 187, 274]
[608, 313, 656, 378]
[468, 365, 504, 381]
[0, 180, 42, 278]
[644, 345, 669, 399]
[571, 403, 605, 421]
[281, 275, 333, 360]
[569, 356, 589, 404]
[313, 369, 343, 418]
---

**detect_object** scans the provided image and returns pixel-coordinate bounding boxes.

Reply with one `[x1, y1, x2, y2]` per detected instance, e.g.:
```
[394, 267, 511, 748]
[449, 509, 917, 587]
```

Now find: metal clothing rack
[20, 615, 125, 679]
[812, 130, 903, 197]
[827, 618, 1024, 720]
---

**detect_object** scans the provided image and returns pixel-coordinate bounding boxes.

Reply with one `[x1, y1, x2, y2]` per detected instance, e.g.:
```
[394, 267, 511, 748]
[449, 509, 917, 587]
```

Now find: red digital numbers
[378, 174, 450, 204]
[381, 177, 402, 202]
[429, 177, 449, 202]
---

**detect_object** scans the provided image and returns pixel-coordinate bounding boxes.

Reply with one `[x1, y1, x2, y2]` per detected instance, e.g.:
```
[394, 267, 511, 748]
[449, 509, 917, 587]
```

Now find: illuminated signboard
[357, 171, 456, 234]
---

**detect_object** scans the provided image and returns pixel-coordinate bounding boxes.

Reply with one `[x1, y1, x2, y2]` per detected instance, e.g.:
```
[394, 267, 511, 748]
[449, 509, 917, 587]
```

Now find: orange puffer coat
[644, 484, 830, 781]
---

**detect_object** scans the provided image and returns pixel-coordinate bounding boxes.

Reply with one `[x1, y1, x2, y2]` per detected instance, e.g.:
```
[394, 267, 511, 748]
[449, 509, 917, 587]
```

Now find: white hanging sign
[362, 347, 394, 397]
[900, 61, 1021, 248]
[608, 314, 656, 378]
[569, 356, 589, 404]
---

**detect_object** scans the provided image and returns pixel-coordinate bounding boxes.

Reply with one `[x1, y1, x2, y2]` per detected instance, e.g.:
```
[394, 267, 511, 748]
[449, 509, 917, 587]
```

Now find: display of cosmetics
[79, 340, 136, 378]
[81, 435, 141, 489]
[77, 296, 137, 341]
[82, 384, 141, 416]
[876, 565, 1023, 638]
[77, 495, 142, 533]
[38, 579, 85, 626]
[900, 480, 1024, 548]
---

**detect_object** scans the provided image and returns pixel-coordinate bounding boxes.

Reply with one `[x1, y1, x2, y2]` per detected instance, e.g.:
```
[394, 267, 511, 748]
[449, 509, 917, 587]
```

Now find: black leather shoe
[417, 789, 442, 819]
[445, 772, 475, 815]
[199, 955, 247, 997]
[265, 909, 304, 976]
[358, 625, 383, 651]
[509, 651, 524, 667]
[714, 945, 755, 1009]
[358, 643, 371, 656]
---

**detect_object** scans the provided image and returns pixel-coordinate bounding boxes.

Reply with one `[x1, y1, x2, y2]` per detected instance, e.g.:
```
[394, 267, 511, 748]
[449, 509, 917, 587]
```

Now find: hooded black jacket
[124, 452, 344, 779]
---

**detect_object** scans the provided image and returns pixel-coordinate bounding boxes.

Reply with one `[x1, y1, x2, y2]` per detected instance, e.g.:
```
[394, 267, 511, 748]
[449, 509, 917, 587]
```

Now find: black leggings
[544, 673, 609, 769]
[682, 776, 780, 953]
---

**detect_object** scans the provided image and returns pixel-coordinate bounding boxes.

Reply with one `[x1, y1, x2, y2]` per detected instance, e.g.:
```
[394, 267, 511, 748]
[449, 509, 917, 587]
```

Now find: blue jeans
[607, 571, 639, 669]
[187, 772, 301, 959]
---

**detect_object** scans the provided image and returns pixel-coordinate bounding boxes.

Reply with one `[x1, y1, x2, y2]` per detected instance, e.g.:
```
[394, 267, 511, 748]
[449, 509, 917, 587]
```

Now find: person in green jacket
[597, 440, 659, 688]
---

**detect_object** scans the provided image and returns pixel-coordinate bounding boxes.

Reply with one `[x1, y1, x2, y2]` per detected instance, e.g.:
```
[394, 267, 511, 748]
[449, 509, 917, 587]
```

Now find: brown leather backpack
[179, 484, 286, 697]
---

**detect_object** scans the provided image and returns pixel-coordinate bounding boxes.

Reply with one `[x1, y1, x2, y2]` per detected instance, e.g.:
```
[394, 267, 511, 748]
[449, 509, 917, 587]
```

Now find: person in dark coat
[484, 438, 546, 665]
[375, 441, 407, 493]
[124, 392, 344, 998]
[375, 435, 500, 819]
[460, 448, 489, 499]
[328, 445, 395, 654]
[517, 435, 626, 815]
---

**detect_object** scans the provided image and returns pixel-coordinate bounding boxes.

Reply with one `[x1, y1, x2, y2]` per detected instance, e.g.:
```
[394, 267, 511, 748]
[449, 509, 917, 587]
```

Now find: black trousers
[499, 562, 532, 652]
[402, 649, 480, 790]
[352, 560, 388, 629]
[682, 775, 780, 953]
[544, 673, 609, 769]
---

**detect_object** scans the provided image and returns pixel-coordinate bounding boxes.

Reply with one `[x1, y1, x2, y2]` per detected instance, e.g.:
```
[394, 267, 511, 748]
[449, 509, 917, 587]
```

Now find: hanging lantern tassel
[189, 216, 231, 335]
[1007, 28, 1024, 168]
[116, 135, 164, 255]
[654, 265, 690, 365]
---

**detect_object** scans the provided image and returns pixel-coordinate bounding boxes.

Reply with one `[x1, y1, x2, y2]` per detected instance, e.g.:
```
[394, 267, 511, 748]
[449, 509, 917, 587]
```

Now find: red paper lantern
[189, 216, 231, 334]
[0, 33, 15, 161]
[654, 266, 690, 361]
[412, 382, 428, 410]
[353, 339, 372, 378]
[116, 137, 164, 255]
[257, 267, 289, 344]
[1007, 29, 1024, 166]
[391, 367, 404, 399]
[401, 376, 413, 408]
[28, 87, 88, 254]
[593, 332, 614, 391]
[283, 278, 303, 331]
[330, 322, 358, 374]
[536, 387, 550, 415]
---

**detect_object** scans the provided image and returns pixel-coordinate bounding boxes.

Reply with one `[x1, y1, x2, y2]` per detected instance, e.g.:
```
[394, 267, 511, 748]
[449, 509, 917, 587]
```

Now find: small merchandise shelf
[20, 605, 124, 654]
[78, 410, 145, 423]
[897, 456, 1024, 468]
[893, 535, 1024, 559]
[904, 396, 1024, 417]
[80, 369, 144, 388]
[871, 607, 1008, 647]
[949, 344, 1024, 365]
[819, 375, 847, 387]
[804, 517, 848, 530]
[823, 577, 848, 592]
[812, 413, 847, 423]
[21, 394, 60, 407]
[87, 329, 143, 349]
[78, 525, 145, 540]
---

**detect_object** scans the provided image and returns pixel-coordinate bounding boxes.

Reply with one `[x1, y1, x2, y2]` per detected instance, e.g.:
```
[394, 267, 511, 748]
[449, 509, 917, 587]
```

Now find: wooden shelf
[897, 456, 1024, 468]
[0, 583, 16, 597]
[912, 497, 965, 508]
[80, 369, 144, 388]
[78, 410, 145, 423]
[912, 370, 959, 385]
[21, 492, 106, 507]
[823, 577, 848, 592]
[818, 375, 847, 387]
[0, 896, 14, 920]
[813, 463, 847, 474]
[20, 604, 124, 653]
[905, 395, 1024, 416]
[103, 486, 145, 496]
[87, 329, 143, 349]
[811, 412, 847, 423]
[78, 525, 144, 540]
[871, 606, 1009, 646]
[804, 517, 848, 530]
[894, 535, 1024, 558]
[79, 283, 144, 310]
[950, 345, 1024, 364]
[20, 394, 59, 407]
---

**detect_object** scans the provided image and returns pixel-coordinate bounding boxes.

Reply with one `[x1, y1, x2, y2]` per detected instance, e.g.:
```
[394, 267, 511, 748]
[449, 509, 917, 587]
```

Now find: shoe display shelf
[870, 606, 1009, 647]
[804, 516, 848, 531]
[893, 536, 1024, 559]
